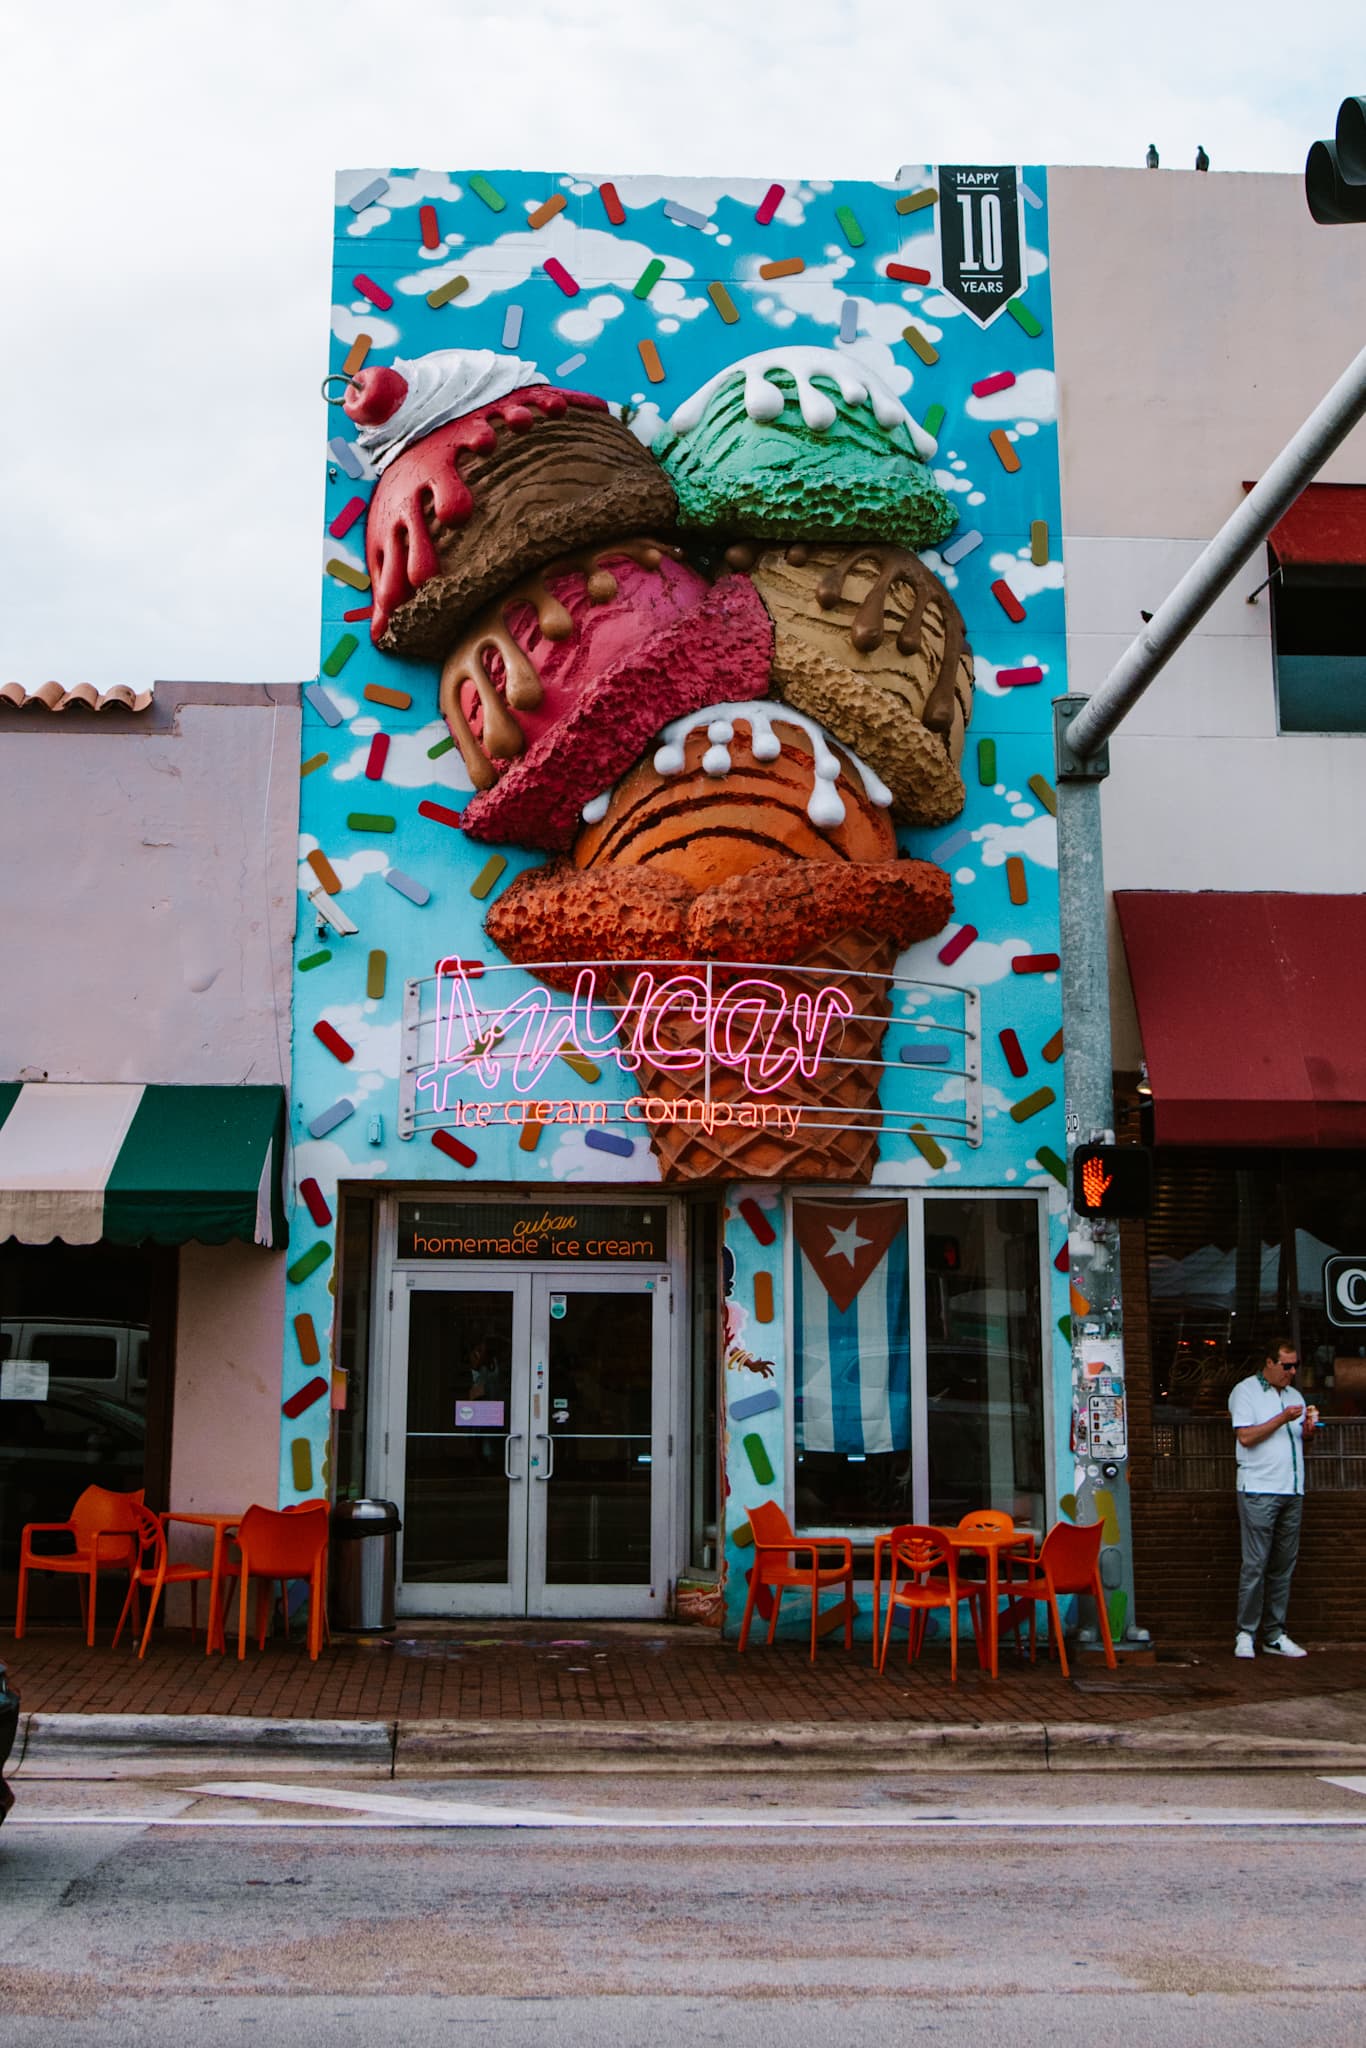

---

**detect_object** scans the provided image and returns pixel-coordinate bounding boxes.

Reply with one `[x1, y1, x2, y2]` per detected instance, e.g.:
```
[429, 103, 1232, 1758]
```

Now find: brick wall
[1122, 1212, 1366, 1643]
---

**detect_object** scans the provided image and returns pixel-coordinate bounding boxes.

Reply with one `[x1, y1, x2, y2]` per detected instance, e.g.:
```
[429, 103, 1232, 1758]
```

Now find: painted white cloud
[973, 652, 1051, 699]
[296, 840, 389, 894]
[548, 1125, 662, 1183]
[330, 305, 400, 350]
[738, 250, 926, 385]
[933, 466, 978, 497]
[291, 1136, 388, 1194]
[990, 550, 1065, 597]
[974, 816, 1059, 871]
[577, 175, 815, 228]
[323, 537, 365, 578]
[966, 368, 1057, 424]
[332, 722, 475, 793]
[918, 293, 966, 320]
[898, 926, 1033, 985]
[397, 221, 698, 310]
[317, 1004, 402, 1081]
[651, 278, 708, 323]
[872, 1147, 951, 1187]
[556, 292, 625, 343]
[336, 170, 465, 221]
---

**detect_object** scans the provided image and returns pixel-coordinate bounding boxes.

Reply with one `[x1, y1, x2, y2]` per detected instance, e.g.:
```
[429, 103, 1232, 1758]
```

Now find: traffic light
[1306, 96, 1366, 223]
[1071, 1143, 1153, 1220]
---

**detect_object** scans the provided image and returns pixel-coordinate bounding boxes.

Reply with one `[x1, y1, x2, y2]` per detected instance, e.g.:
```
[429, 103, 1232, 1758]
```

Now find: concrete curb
[394, 1719, 1050, 1775]
[13, 1713, 395, 1779]
[10, 1711, 1366, 1777]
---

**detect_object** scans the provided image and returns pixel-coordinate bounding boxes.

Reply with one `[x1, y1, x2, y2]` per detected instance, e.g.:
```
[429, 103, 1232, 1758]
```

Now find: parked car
[1, 1318, 148, 1406]
[0, 1656, 17, 1821]
[0, 1387, 146, 1617]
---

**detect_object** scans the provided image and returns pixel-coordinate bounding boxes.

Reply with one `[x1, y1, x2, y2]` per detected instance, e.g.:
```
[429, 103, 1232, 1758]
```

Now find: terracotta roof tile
[0, 681, 154, 714]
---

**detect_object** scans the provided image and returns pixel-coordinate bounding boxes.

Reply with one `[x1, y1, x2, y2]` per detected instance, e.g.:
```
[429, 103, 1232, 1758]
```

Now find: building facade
[1050, 168, 1366, 1639]
[0, 683, 298, 1615]
[286, 166, 1077, 1635]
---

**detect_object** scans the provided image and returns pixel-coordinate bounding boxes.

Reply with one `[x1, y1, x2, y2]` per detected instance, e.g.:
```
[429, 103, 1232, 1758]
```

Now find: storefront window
[0, 1240, 164, 1617]
[1148, 1151, 1366, 1422]
[793, 1195, 1047, 1535]
[794, 1198, 912, 1531]
[925, 1198, 1046, 1530]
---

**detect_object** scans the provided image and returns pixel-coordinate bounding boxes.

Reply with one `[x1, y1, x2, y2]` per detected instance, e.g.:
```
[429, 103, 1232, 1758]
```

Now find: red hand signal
[1080, 1155, 1113, 1210]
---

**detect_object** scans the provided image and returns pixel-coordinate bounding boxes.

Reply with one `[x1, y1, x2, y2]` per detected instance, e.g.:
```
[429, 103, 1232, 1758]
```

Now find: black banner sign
[937, 165, 1023, 326]
[397, 1200, 668, 1263]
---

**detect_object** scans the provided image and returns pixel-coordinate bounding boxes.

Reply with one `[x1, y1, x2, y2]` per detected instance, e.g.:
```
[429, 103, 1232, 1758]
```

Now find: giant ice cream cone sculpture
[339, 342, 975, 1181]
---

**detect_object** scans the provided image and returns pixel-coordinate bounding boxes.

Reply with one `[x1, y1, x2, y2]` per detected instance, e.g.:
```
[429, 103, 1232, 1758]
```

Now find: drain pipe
[1054, 339, 1366, 1650]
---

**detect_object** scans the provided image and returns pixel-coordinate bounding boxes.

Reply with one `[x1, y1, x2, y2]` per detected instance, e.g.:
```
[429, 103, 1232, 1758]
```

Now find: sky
[3, 0, 1363, 690]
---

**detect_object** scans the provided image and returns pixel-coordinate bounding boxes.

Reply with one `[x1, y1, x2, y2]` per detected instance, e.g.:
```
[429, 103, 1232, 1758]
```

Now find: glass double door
[391, 1271, 670, 1617]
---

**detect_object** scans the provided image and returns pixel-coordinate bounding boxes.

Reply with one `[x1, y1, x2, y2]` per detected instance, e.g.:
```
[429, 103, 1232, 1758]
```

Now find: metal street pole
[1055, 338, 1366, 1649]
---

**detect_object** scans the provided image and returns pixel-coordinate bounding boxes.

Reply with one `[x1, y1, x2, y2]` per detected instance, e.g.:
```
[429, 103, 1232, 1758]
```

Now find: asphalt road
[4, 1770, 1366, 2045]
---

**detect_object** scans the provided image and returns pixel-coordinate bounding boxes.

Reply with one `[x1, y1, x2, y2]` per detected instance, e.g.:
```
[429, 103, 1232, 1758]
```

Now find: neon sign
[413, 961, 854, 1114]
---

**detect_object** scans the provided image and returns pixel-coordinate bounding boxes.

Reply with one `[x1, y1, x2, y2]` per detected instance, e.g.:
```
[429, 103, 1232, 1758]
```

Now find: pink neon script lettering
[413, 964, 853, 1106]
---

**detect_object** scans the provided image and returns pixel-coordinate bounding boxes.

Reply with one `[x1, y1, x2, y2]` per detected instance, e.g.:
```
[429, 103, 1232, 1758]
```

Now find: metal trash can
[329, 1498, 401, 1632]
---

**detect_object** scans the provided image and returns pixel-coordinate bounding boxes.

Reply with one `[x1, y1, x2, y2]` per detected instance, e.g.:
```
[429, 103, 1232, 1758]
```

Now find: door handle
[534, 1431, 554, 1481]
[504, 1432, 524, 1481]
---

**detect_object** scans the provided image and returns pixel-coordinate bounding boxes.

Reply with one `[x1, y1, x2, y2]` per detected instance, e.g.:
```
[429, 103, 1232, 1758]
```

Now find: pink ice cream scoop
[444, 543, 774, 853]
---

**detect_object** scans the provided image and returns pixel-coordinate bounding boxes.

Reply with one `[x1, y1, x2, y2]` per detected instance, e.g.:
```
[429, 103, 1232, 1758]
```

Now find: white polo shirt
[1228, 1373, 1304, 1495]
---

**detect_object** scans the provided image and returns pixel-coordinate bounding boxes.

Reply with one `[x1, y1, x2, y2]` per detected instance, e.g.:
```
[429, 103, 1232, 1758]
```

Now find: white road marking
[1322, 1776, 1366, 1796]
[8, 1780, 1366, 1833]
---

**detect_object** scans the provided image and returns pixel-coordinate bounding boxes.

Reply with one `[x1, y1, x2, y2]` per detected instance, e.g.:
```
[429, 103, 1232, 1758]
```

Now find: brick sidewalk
[6, 1621, 1366, 1727]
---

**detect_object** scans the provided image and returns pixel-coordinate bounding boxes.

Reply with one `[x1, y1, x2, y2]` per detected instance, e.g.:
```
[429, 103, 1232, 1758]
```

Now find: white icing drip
[354, 349, 546, 472]
[650, 699, 894, 832]
[581, 791, 611, 825]
[664, 346, 938, 459]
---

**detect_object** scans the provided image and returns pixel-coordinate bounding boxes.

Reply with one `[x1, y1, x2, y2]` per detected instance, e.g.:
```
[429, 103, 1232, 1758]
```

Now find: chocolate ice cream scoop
[360, 376, 676, 654]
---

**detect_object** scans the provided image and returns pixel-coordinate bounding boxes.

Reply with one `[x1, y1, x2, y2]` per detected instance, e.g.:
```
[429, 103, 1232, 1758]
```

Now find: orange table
[871, 1525, 1034, 1678]
[161, 1512, 239, 1654]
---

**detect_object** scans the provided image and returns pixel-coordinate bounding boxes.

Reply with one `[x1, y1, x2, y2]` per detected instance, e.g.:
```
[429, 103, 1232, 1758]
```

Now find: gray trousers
[1236, 1492, 1303, 1641]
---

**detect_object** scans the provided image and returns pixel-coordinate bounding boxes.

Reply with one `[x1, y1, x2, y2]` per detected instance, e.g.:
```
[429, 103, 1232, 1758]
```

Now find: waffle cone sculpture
[485, 709, 953, 1182]
[611, 925, 909, 1183]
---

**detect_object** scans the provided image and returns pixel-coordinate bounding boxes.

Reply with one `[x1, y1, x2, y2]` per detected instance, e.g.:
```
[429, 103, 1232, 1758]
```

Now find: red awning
[1116, 893, 1366, 1147]
[1250, 483, 1366, 567]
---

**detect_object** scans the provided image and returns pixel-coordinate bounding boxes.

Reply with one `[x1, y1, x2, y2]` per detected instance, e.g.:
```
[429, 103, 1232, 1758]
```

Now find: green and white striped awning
[0, 1084, 286, 1248]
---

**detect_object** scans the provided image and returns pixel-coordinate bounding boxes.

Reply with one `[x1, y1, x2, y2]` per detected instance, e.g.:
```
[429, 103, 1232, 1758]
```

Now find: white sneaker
[1234, 1631, 1255, 1659]
[1263, 1634, 1307, 1657]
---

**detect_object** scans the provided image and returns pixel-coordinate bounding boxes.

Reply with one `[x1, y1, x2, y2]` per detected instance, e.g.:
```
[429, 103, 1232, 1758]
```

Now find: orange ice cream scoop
[573, 705, 897, 888]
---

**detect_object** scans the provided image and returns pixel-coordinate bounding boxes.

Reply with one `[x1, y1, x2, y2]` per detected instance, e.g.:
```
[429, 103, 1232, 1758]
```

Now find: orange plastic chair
[222, 1504, 330, 1661]
[737, 1500, 854, 1663]
[878, 1524, 986, 1683]
[15, 1485, 145, 1645]
[112, 1504, 219, 1660]
[998, 1520, 1116, 1679]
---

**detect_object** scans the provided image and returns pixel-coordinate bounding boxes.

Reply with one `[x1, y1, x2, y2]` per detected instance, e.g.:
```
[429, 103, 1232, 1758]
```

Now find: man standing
[1228, 1341, 1319, 1659]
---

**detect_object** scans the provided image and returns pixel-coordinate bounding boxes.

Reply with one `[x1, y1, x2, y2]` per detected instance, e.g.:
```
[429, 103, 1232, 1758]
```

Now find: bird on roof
[1146, 143, 1159, 168]
[1196, 145, 1210, 172]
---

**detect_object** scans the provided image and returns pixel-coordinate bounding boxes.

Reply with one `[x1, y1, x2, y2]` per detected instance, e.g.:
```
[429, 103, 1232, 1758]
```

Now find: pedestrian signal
[1071, 1144, 1152, 1220]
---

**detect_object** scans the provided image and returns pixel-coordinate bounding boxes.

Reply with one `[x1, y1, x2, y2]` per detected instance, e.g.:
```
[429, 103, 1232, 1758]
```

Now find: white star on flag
[826, 1218, 873, 1265]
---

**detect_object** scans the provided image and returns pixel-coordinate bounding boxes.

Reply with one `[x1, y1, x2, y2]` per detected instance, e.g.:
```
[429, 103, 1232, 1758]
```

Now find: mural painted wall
[285, 167, 1072, 1586]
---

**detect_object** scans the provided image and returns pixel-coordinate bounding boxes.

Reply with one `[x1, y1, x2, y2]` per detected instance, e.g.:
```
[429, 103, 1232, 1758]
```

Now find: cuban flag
[794, 1200, 910, 1455]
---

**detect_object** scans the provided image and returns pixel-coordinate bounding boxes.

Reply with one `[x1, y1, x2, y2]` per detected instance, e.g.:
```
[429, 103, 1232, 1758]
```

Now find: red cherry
[343, 366, 409, 427]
